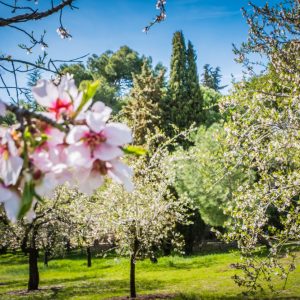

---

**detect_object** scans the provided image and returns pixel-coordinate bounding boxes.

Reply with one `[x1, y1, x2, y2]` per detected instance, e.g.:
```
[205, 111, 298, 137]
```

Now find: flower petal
[86, 111, 107, 133]
[102, 123, 132, 146]
[94, 144, 123, 161]
[77, 170, 104, 195]
[31, 148, 52, 172]
[24, 199, 37, 223]
[66, 144, 94, 168]
[45, 127, 65, 147]
[35, 173, 57, 198]
[32, 79, 58, 108]
[0, 185, 21, 223]
[107, 160, 134, 192]
[0, 155, 23, 186]
[66, 125, 89, 144]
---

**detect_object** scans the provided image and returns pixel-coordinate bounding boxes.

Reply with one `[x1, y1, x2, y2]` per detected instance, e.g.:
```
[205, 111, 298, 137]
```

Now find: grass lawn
[0, 250, 299, 299]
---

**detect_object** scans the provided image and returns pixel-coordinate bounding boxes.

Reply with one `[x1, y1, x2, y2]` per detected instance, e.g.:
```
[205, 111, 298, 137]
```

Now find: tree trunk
[28, 248, 39, 291]
[130, 254, 136, 298]
[44, 250, 49, 267]
[87, 246, 92, 267]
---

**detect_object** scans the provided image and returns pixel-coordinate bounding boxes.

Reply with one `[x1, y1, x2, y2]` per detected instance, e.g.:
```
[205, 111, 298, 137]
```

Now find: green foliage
[18, 181, 35, 219]
[121, 61, 166, 145]
[60, 64, 93, 86]
[122, 145, 147, 156]
[174, 123, 247, 227]
[93, 77, 119, 111]
[87, 46, 144, 92]
[60, 46, 145, 112]
[79, 80, 100, 105]
[200, 85, 223, 126]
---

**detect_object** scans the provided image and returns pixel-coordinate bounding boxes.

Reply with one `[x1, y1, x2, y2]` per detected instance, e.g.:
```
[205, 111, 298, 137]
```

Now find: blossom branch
[144, 0, 166, 32]
[5, 103, 68, 132]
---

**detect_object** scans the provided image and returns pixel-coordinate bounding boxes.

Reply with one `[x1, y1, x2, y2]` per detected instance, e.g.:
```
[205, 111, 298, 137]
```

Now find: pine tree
[202, 64, 215, 90]
[122, 60, 166, 146]
[201, 64, 227, 92]
[186, 40, 203, 125]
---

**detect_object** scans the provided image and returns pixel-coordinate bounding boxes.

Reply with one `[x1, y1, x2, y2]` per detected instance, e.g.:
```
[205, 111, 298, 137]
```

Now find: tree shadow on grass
[1, 278, 167, 300]
[0, 254, 27, 266]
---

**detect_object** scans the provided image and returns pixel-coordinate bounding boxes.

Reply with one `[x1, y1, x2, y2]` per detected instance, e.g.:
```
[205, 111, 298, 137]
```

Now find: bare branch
[0, 0, 76, 27]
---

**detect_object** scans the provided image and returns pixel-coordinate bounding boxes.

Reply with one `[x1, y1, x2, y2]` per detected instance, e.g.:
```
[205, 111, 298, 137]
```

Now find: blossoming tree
[0, 186, 85, 290]
[95, 139, 191, 298]
[221, 0, 300, 293]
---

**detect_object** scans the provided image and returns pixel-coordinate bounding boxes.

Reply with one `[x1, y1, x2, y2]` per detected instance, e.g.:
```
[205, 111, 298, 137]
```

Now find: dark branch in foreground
[0, 0, 76, 27]
[6, 104, 68, 132]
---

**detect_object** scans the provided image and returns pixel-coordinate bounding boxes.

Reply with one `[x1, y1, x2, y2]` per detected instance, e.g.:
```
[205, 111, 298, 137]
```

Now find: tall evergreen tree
[167, 31, 188, 130]
[186, 40, 203, 124]
[165, 32, 203, 133]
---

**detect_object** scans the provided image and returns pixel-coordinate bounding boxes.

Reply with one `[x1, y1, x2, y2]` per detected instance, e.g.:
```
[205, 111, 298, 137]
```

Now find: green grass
[0, 250, 300, 299]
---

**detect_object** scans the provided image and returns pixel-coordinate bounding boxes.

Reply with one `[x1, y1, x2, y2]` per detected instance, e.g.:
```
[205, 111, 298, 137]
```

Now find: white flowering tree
[0, 186, 85, 290]
[95, 141, 191, 298]
[68, 192, 105, 268]
[220, 0, 300, 294]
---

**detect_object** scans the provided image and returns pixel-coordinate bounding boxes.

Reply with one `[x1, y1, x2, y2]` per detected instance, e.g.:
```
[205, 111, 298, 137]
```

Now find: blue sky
[0, 0, 277, 99]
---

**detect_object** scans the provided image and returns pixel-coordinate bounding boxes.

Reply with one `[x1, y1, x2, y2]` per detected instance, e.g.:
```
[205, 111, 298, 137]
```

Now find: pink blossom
[66, 102, 132, 167]
[32, 74, 87, 121]
[65, 101, 133, 194]
[0, 184, 21, 222]
[107, 159, 134, 192]
[31, 126, 71, 197]
[0, 128, 23, 186]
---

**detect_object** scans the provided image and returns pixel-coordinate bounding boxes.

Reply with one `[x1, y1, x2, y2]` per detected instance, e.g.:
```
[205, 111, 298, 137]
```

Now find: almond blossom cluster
[0, 75, 133, 222]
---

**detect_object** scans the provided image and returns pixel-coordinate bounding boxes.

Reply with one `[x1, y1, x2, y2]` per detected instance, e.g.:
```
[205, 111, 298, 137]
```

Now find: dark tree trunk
[28, 248, 39, 291]
[130, 254, 136, 298]
[87, 246, 92, 267]
[65, 239, 71, 254]
[0, 246, 7, 254]
[44, 250, 49, 267]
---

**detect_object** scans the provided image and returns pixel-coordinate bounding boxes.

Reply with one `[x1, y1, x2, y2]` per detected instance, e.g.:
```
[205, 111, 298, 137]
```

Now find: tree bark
[87, 246, 92, 267]
[130, 254, 136, 298]
[44, 250, 49, 267]
[28, 248, 39, 291]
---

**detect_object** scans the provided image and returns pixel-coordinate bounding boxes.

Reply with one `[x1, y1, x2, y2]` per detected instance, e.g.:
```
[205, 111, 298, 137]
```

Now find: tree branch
[6, 104, 68, 132]
[0, 0, 76, 27]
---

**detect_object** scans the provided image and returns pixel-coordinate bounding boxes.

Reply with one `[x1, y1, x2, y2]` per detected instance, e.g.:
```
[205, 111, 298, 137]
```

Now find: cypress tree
[165, 32, 203, 133]
[168, 31, 188, 130]
[186, 40, 203, 125]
